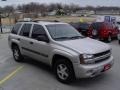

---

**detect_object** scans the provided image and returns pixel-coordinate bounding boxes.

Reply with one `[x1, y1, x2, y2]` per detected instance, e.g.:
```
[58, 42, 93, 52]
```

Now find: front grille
[94, 50, 111, 58]
[93, 50, 111, 63]
[95, 56, 110, 63]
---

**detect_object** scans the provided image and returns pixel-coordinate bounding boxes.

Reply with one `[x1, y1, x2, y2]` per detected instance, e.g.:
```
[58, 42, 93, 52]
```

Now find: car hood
[57, 37, 111, 54]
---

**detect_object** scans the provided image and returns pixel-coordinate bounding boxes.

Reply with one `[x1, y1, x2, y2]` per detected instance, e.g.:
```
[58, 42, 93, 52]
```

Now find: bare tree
[3, 5, 14, 17]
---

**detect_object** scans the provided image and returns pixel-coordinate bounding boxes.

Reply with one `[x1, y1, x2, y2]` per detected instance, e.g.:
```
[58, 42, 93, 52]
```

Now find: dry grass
[36, 16, 96, 23]
[2, 16, 96, 25]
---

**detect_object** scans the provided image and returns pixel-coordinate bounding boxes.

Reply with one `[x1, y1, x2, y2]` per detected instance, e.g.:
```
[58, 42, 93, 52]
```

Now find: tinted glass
[32, 24, 46, 39]
[79, 23, 89, 29]
[70, 23, 80, 30]
[11, 24, 22, 34]
[19, 24, 32, 37]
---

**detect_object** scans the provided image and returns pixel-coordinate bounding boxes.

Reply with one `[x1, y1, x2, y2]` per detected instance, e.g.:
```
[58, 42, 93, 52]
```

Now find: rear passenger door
[18, 23, 32, 56]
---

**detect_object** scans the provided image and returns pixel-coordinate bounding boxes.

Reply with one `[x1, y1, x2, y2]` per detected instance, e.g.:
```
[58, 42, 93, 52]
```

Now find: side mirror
[37, 35, 49, 43]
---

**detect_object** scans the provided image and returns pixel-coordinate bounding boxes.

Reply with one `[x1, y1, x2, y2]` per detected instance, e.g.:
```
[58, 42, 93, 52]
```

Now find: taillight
[102, 26, 108, 34]
[103, 30, 107, 33]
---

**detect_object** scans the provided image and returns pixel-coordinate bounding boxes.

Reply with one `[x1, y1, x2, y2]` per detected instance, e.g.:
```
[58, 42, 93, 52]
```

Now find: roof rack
[18, 20, 32, 22]
[17, 19, 61, 23]
[32, 19, 60, 22]
[18, 18, 32, 22]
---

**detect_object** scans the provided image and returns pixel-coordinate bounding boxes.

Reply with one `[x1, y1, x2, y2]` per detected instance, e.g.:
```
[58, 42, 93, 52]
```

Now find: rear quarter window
[19, 24, 32, 37]
[11, 23, 22, 34]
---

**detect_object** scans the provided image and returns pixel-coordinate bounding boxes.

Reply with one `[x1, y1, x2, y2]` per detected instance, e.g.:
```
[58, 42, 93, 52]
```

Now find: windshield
[46, 24, 84, 41]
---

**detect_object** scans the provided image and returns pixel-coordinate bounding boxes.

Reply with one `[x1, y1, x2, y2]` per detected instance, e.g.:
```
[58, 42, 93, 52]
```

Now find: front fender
[49, 49, 79, 65]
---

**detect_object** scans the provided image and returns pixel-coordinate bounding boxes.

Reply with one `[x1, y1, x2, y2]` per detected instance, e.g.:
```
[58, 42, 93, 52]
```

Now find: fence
[0, 25, 13, 33]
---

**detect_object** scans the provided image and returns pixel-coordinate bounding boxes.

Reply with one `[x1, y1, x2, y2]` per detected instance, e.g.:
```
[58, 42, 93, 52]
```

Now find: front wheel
[12, 46, 24, 62]
[54, 59, 75, 84]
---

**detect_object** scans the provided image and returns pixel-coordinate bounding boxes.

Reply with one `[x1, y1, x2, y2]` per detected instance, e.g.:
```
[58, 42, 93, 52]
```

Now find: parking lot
[0, 34, 119, 90]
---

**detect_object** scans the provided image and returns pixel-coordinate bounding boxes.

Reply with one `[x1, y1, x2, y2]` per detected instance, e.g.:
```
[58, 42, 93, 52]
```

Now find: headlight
[80, 54, 94, 64]
[83, 54, 94, 59]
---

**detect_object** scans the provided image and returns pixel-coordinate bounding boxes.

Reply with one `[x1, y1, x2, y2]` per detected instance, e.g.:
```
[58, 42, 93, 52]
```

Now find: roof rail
[32, 19, 60, 22]
[18, 20, 32, 22]
[17, 19, 61, 23]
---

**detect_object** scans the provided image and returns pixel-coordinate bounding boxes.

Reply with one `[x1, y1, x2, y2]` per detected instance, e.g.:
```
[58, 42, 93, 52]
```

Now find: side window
[32, 24, 46, 39]
[19, 24, 32, 37]
[11, 24, 22, 34]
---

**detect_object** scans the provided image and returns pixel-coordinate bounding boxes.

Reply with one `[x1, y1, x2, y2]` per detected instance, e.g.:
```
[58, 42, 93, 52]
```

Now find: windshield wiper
[70, 36, 85, 39]
[54, 37, 71, 40]
[54, 36, 85, 40]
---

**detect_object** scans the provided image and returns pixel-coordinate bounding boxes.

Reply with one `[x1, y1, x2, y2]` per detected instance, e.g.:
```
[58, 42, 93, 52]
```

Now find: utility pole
[0, 12, 3, 33]
[0, 0, 7, 33]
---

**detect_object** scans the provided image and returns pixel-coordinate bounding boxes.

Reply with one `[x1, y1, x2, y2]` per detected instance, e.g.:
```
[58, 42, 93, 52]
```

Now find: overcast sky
[0, 0, 120, 7]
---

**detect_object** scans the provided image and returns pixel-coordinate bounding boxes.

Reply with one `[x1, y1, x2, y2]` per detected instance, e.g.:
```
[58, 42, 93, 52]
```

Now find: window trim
[17, 23, 24, 35]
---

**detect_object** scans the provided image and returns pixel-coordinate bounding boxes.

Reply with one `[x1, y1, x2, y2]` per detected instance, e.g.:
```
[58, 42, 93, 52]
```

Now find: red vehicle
[87, 22, 119, 42]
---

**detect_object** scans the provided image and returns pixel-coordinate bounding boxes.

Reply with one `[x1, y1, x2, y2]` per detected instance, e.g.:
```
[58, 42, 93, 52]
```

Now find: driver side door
[29, 24, 51, 64]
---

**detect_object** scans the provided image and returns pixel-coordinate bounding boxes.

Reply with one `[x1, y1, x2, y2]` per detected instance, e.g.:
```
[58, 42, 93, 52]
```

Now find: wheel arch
[51, 54, 75, 72]
[51, 54, 76, 81]
[11, 42, 19, 50]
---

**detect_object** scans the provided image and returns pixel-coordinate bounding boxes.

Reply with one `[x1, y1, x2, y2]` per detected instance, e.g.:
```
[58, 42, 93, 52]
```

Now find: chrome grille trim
[85, 50, 111, 64]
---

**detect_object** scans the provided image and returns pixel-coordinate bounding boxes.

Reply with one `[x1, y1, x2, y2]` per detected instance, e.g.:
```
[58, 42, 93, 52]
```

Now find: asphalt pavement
[0, 34, 120, 90]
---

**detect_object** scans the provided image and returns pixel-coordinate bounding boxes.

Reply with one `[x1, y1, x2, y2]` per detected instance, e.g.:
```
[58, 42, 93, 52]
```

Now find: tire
[119, 40, 120, 44]
[54, 59, 75, 84]
[107, 35, 112, 43]
[12, 45, 24, 62]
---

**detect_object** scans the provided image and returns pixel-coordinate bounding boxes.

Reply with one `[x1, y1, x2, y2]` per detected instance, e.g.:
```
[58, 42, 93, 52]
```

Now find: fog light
[86, 70, 94, 75]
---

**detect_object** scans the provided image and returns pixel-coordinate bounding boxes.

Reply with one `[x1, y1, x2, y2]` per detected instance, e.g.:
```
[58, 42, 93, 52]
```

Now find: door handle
[30, 42, 33, 44]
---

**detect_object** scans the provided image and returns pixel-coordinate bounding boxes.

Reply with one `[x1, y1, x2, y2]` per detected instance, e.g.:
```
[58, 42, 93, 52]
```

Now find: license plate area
[103, 64, 111, 72]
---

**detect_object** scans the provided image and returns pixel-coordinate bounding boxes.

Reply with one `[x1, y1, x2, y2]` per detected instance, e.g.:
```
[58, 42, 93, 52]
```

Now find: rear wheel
[54, 59, 75, 84]
[107, 35, 112, 42]
[12, 45, 24, 62]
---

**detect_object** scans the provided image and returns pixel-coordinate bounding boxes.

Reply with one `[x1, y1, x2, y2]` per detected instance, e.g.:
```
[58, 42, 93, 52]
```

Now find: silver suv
[8, 21, 114, 83]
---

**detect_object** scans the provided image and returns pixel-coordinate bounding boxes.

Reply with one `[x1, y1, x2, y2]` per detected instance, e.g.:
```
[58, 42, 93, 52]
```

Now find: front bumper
[73, 56, 114, 78]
